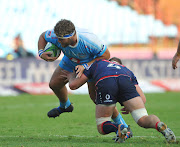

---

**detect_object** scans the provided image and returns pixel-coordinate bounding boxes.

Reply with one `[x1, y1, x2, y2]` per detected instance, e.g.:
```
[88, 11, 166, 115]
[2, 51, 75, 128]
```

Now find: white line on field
[0, 135, 179, 138]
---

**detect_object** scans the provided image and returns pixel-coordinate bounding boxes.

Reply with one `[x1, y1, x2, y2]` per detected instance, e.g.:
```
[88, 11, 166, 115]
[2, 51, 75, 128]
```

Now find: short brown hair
[54, 19, 75, 37]
[109, 57, 122, 64]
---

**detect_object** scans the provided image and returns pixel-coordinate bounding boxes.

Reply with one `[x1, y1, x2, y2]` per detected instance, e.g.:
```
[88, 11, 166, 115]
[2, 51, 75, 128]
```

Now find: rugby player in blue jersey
[37, 19, 130, 132]
[68, 57, 176, 143]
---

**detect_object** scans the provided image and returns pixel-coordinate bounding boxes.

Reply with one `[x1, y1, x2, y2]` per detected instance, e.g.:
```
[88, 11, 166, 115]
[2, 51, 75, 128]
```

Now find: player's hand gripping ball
[44, 43, 61, 57]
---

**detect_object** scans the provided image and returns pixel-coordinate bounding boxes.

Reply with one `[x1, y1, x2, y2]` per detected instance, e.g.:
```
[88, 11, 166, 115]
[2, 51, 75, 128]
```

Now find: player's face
[58, 38, 70, 47]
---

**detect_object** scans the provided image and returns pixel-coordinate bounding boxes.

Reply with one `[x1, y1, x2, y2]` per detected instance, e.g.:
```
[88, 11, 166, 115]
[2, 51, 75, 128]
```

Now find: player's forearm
[69, 75, 87, 90]
[176, 41, 180, 55]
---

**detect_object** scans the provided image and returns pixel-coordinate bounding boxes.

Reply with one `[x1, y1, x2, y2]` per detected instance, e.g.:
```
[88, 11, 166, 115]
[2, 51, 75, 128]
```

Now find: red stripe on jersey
[95, 74, 132, 86]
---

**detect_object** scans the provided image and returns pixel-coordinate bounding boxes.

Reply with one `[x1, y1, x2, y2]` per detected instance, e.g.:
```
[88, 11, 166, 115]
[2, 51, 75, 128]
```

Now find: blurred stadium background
[0, 0, 180, 96]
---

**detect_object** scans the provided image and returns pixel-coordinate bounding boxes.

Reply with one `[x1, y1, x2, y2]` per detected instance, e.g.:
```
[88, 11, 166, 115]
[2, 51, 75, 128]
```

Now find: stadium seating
[0, 0, 178, 57]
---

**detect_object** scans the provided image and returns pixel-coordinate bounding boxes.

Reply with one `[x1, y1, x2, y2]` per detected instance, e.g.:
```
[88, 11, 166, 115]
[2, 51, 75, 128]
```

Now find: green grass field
[0, 92, 180, 147]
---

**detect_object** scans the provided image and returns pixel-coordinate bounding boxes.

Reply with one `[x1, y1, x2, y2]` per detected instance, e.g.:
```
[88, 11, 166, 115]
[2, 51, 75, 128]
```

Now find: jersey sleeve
[91, 40, 107, 57]
[83, 62, 96, 79]
[84, 33, 107, 57]
[44, 29, 58, 44]
[83, 67, 92, 79]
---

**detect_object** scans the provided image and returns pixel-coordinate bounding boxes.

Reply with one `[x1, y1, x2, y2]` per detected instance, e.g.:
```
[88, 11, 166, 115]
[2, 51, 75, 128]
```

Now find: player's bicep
[88, 35, 107, 57]
[38, 32, 47, 49]
[92, 44, 107, 57]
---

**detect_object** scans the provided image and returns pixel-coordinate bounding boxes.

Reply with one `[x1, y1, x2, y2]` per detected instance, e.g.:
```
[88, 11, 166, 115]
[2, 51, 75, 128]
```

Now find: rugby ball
[44, 42, 61, 57]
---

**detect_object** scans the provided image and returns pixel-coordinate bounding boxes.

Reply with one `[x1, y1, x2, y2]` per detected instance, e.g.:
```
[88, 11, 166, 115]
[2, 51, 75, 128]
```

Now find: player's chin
[61, 44, 68, 48]
[47, 59, 55, 62]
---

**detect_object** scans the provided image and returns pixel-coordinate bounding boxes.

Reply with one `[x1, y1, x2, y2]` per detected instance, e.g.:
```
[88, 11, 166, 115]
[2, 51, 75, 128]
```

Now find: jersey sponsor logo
[105, 94, 110, 100]
[70, 57, 80, 63]
[104, 94, 113, 102]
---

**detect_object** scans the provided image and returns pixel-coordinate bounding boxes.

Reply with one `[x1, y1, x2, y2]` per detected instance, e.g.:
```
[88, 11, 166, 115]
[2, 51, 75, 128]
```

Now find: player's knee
[97, 125, 104, 135]
[131, 108, 148, 127]
[49, 81, 54, 90]
[49, 80, 57, 90]
[96, 117, 111, 135]
[69, 82, 78, 90]
[49, 78, 66, 90]
[49, 81, 64, 92]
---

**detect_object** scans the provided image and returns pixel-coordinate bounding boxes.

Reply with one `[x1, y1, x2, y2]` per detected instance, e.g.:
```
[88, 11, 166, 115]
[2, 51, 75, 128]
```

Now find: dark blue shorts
[96, 76, 140, 105]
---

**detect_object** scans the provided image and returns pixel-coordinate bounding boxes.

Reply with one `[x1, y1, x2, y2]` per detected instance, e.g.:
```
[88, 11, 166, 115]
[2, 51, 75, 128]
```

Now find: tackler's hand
[121, 107, 130, 115]
[75, 65, 85, 78]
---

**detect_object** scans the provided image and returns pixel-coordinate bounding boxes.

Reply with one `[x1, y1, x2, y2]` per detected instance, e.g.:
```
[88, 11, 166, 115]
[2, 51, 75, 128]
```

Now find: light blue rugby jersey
[44, 28, 107, 64]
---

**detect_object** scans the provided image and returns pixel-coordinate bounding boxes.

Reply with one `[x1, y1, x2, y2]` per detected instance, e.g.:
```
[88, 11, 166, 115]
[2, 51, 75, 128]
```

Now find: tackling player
[68, 57, 176, 143]
[109, 57, 146, 113]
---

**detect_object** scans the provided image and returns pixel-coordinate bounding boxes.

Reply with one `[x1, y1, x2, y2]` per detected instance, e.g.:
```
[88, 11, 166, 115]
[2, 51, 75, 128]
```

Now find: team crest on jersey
[46, 31, 52, 38]
[48, 31, 51, 36]
[46, 30, 57, 39]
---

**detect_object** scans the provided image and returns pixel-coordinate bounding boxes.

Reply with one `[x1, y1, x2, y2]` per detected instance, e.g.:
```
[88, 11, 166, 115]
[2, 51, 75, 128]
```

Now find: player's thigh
[96, 104, 115, 118]
[50, 66, 70, 87]
[87, 81, 96, 103]
[123, 96, 145, 112]
[135, 85, 146, 104]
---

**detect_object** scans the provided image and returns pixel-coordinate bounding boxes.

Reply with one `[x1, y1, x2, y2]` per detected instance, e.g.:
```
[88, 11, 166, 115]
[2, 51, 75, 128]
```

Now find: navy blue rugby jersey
[83, 59, 138, 86]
